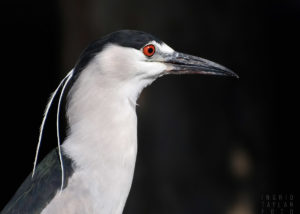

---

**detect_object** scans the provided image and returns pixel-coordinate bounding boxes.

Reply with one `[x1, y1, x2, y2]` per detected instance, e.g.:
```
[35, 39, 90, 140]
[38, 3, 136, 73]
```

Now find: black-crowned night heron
[1, 30, 238, 214]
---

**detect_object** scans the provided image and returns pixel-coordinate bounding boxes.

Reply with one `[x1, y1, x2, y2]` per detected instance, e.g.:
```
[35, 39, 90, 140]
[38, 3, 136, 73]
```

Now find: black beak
[164, 52, 238, 78]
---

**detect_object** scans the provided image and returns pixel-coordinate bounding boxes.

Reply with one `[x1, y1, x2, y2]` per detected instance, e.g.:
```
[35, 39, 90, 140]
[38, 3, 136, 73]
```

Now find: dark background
[0, 0, 297, 213]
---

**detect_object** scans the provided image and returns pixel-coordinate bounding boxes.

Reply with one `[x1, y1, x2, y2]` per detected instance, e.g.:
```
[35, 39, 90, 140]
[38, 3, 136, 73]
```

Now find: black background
[0, 0, 297, 213]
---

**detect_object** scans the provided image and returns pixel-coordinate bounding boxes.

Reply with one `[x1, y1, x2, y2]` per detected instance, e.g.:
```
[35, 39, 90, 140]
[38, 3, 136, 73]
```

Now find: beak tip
[224, 69, 239, 79]
[231, 72, 239, 79]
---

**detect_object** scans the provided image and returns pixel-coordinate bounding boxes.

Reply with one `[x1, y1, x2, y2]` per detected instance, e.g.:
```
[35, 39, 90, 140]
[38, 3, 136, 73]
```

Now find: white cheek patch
[98, 44, 143, 64]
[95, 44, 145, 77]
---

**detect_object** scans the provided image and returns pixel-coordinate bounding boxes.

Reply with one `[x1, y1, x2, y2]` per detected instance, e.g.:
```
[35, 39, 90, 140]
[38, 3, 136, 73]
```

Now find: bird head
[73, 30, 238, 89]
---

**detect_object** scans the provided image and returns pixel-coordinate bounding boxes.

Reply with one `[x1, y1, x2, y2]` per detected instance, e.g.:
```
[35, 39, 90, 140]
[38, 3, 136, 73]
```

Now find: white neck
[66, 63, 143, 213]
[42, 64, 148, 214]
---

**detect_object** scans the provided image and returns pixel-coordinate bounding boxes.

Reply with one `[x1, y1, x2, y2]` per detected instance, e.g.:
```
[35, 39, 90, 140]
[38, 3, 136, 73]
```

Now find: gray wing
[1, 148, 74, 214]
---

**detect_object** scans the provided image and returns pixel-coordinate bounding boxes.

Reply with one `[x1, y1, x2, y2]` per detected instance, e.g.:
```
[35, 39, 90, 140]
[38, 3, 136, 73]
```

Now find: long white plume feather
[32, 70, 74, 192]
[56, 71, 73, 191]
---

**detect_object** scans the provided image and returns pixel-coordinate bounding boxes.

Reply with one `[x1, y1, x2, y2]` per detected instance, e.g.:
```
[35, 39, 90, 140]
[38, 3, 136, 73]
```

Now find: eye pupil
[143, 44, 155, 57]
[148, 48, 153, 53]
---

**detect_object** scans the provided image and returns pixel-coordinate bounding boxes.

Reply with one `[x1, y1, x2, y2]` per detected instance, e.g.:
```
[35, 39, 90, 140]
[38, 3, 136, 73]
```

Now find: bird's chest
[42, 141, 137, 214]
[42, 108, 138, 214]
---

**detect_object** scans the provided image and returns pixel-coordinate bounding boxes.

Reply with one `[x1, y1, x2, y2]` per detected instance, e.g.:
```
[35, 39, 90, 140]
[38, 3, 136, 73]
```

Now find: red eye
[143, 44, 155, 57]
